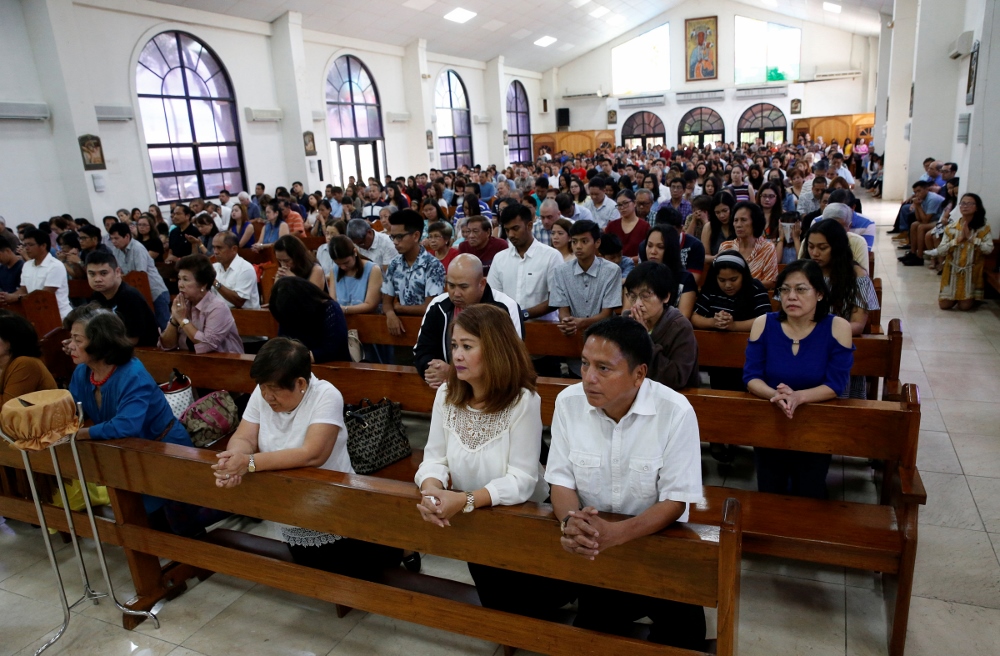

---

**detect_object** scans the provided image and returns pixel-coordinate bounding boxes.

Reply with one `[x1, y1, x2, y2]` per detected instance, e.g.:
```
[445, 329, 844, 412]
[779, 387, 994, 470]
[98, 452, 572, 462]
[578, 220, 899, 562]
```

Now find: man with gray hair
[799, 203, 868, 274]
[212, 231, 260, 309]
[346, 218, 397, 270]
[556, 192, 594, 223]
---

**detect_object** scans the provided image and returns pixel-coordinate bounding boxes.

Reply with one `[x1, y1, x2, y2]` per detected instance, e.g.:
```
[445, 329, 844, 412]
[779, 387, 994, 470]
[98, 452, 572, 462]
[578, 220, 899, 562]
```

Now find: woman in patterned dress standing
[933, 193, 994, 311]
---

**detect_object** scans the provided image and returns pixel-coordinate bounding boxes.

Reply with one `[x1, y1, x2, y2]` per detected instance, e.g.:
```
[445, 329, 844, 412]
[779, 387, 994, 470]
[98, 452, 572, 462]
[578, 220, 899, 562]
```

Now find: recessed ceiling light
[823, 2, 842, 13]
[568, 0, 591, 7]
[608, 13, 625, 25]
[444, 7, 477, 23]
[761, 0, 778, 7]
[534, 35, 557, 47]
[589, 6, 609, 18]
[402, 0, 436, 10]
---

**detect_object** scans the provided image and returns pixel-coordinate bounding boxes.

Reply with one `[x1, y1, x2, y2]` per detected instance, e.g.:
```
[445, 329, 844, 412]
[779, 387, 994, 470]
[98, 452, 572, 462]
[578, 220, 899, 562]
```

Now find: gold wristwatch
[247, 454, 256, 473]
[462, 492, 475, 513]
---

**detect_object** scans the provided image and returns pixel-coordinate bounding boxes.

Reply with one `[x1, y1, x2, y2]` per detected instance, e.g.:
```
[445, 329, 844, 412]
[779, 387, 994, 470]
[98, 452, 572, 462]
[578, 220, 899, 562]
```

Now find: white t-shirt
[213, 255, 260, 310]
[245, 375, 353, 474]
[22, 253, 71, 319]
[415, 385, 548, 506]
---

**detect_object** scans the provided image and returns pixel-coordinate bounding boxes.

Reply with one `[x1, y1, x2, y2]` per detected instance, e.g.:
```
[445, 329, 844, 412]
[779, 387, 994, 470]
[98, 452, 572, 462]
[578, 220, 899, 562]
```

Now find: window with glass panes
[737, 103, 787, 146]
[506, 81, 532, 164]
[436, 70, 473, 170]
[678, 107, 725, 148]
[135, 31, 246, 204]
[621, 111, 666, 151]
[325, 55, 386, 187]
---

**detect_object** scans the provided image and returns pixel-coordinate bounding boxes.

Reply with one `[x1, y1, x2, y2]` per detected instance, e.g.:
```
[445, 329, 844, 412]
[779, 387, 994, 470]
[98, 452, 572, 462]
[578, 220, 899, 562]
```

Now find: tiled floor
[2, 196, 999, 655]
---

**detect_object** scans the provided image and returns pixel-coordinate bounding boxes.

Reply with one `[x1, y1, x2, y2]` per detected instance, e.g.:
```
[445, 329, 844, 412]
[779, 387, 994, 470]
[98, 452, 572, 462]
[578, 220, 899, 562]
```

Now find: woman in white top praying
[414, 304, 574, 617]
[213, 337, 401, 579]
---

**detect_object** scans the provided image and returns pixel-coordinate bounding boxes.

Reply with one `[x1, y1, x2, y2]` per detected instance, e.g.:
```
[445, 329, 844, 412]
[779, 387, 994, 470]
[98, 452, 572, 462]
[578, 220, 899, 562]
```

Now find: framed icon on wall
[303, 131, 317, 156]
[685, 17, 718, 81]
[967, 40, 979, 105]
[78, 135, 106, 171]
[790, 99, 802, 115]
[607, 110, 618, 125]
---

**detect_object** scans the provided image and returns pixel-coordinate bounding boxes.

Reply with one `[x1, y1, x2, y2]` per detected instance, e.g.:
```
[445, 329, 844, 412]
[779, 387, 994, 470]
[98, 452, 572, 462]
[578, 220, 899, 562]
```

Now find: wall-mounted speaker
[556, 108, 570, 128]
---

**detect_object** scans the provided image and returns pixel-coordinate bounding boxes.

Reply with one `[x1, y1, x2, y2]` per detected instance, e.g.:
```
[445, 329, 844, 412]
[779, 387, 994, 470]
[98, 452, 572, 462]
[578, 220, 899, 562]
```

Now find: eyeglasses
[389, 231, 417, 242]
[777, 285, 814, 296]
[759, 193, 777, 200]
[624, 289, 660, 304]
[617, 201, 634, 209]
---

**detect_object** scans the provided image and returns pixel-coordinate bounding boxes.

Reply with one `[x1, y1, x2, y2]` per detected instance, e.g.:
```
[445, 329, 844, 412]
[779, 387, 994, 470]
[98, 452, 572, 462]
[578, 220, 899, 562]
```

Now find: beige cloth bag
[1, 389, 80, 451]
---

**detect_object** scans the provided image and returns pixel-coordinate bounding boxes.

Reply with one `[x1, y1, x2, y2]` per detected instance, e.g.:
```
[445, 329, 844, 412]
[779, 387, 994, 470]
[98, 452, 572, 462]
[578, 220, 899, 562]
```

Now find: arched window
[678, 107, 725, 148]
[506, 81, 531, 164]
[136, 31, 246, 203]
[737, 103, 787, 146]
[436, 70, 473, 170]
[621, 111, 666, 151]
[325, 55, 386, 187]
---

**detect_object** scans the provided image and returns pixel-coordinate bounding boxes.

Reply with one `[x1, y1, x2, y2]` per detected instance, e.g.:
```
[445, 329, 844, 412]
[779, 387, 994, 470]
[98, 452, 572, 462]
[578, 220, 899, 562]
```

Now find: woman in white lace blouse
[415, 304, 573, 617]
[213, 337, 401, 579]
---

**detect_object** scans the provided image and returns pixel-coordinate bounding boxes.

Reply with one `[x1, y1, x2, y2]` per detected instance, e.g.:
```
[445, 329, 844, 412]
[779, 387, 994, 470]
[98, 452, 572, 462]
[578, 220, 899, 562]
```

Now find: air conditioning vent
[243, 107, 283, 122]
[95, 105, 134, 122]
[675, 90, 726, 103]
[814, 70, 863, 80]
[312, 110, 326, 122]
[734, 86, 788, 99]
[472, 115, 491, 125]
[0, 101, 50, 121]
[957, 113, 971, 144]
[563, 88, 604, 99]
[618, 95, 665, 108]
[387, 112, 411, 123]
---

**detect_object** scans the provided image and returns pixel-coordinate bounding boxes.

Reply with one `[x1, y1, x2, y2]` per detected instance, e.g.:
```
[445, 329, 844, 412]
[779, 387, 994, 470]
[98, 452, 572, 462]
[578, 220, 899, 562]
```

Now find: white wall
[948, 0, 987, 187]
[555, 0, 876, 142]
[0, 0, 68, 223]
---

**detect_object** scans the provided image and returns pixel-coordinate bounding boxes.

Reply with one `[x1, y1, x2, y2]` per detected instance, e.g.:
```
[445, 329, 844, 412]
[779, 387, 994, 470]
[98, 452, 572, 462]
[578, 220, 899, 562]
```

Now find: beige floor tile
[938, 401, 1000, 437]
[951, 433, 1000, 477]
[917, 350, 1000, 374]
[915, 430, 963, 475]
[917, 471, 984, 531]
[0, 589, 64, 656]
[845, 585, 889, 656]
[0, 536, 132, 605]
[741, 553, 846, 586]
[14, 613, 177, 656]
[910, 334, 997, 354]
[166, 649, 210, 656]
[991, 533, 1000, 564]
[968, 477, 1000, 533]
[327, 612, 499, 656]
[899, 349, 922, 373]
[902, 596, 1000, 656]
[899, 370, 932, 398]
[916, 399, 946, 432]
[925, 371, 1000, 402]
[736, 570, 846, 656]
[912, 525, 1000, 609]
[0, 519, 70, 585]
[181, 583, 365, 656]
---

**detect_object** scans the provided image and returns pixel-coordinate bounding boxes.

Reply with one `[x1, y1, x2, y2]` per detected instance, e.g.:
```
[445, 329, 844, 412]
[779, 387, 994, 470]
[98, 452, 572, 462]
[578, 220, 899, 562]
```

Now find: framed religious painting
[685, 17, 718, 81]
[966, 40, 979, 105]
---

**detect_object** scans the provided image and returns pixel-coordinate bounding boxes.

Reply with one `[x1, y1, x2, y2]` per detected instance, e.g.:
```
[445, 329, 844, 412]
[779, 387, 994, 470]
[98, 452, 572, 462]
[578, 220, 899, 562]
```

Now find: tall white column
[882, 0, 918, 200]
[270, 12, 319, 193]
[872, 16, 893, 153]
[907, 0, 965, 178]
[401, 39, 435, 174]
[21, 0, 108, 220]
[966, 0, 1000, 235]
[484, 57, 508, 169]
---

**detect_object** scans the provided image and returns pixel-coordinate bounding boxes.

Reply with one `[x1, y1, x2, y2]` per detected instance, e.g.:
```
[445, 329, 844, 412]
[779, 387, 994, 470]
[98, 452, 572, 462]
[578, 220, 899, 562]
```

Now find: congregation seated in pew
[213, 337, 403, 579]
[85, 251, 159, 347]
[273, 234, 326, 291]
[159, 254, 244, 355]
[381, 209, 446, 337]
[211, 231, 260, 310]
[415, 304, 575, 618]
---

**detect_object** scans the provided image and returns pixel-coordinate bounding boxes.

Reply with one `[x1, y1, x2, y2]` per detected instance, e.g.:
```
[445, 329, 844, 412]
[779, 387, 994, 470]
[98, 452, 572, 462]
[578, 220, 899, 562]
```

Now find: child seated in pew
[597, 232, 633, 281]
[744, 260, 855, 499]
[415, 305, 575, 617]
[214, 337, 402, 580]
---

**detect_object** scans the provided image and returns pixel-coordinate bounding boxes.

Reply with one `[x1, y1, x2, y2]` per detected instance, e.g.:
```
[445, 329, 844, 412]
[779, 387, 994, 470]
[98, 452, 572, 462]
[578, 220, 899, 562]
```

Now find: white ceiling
[152, 0, 890, 72]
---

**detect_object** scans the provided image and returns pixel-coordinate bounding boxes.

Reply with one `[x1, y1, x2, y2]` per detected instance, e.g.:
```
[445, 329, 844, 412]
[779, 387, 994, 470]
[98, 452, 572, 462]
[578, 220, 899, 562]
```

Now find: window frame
[737, 103, 787, 146]
[506, 80, 532, 165]
[621, 111, 666, 151]
[677, 107, 725, 148]
[436, 70, 473, 171]
[324, 55, 387, 186]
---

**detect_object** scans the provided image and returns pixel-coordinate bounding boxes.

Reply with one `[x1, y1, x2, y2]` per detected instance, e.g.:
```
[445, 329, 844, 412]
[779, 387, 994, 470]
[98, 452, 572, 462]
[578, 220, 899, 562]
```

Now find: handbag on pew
[159, 368, 195, 418]
[180, 391, 240, 448]
[344, 397, 411, 474]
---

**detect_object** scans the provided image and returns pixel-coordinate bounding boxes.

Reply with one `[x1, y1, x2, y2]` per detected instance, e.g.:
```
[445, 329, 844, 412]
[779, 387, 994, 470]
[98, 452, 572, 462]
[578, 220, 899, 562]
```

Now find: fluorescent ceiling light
[444, 8, 477, 23]
[534, 35, 557, 47]
[608, 13, 625, 25]
[568, 0, 591, 7]
[589, 6, 609, 18]
[822, 2, 841, 13]
[761, 0, 778, 7]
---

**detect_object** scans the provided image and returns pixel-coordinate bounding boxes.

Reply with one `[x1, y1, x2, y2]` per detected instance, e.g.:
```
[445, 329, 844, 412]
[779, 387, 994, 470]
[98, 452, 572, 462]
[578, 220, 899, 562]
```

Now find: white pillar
[484, 57, 508, 169]
[21, 0, 108, 221]
[872, 15, 893, 153]
[401, 39, 435, 174]
[270, 12, 319, 193]
[906, 0, 965, 179]
[882, 0, 918, 200]
[966, 0, 1000, 236]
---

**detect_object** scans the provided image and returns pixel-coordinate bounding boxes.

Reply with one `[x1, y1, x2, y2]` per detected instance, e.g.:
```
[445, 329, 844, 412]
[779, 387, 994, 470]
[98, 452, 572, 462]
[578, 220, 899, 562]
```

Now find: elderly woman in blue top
[743, 259, 854, 499]
[66, 305, 193, 519]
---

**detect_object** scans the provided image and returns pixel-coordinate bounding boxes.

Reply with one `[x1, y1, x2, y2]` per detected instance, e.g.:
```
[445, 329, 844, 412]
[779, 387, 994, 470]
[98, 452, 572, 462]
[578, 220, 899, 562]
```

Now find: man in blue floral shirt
[381, 209, 445, 337]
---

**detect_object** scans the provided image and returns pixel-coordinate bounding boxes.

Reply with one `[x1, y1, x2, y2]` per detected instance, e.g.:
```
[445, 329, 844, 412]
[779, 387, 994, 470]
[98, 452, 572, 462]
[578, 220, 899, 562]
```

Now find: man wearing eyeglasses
[381, 210, 445, 337]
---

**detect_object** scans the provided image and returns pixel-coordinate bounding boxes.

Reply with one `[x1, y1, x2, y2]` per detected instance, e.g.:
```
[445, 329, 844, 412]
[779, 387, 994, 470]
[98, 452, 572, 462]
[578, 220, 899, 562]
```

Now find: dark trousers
[574, 585, 707, 651]
[754, 447, 832, 499]
[288, 537, 403, 581]
[468, 563, 576, 618]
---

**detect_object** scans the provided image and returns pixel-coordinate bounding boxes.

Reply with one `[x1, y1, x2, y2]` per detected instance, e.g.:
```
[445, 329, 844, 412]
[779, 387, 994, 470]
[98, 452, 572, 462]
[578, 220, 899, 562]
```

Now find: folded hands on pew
[424, 359, 450, 389]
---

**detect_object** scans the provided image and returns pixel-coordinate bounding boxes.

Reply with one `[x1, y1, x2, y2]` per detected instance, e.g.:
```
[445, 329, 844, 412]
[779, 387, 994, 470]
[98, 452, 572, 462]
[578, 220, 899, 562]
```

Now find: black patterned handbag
[344, 397, 411, 474]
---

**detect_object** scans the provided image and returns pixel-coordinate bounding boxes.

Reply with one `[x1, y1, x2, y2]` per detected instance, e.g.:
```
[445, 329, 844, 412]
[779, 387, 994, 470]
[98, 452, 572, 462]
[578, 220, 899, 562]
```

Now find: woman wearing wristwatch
[213, 338, 402, 579]
[414, 304, 574, 618]
[158, 254, 244, 355]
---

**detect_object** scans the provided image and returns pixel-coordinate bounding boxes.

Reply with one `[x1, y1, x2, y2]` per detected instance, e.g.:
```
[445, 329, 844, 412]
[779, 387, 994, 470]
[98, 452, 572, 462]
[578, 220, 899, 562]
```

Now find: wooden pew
[0, 438, 743, 656]
[228, 311, 903, 399]
[239, 245, 273, 265]
[18, 289, 63, 336]
[123, 271, 155, 308]
[300, 235, 326, 251]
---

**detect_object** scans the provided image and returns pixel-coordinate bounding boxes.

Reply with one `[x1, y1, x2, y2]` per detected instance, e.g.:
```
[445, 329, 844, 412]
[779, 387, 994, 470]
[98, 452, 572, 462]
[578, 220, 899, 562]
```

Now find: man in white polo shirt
[211, 231, 260, 309]
[16, 228, 71, 319]
[488, 204, 562, 322]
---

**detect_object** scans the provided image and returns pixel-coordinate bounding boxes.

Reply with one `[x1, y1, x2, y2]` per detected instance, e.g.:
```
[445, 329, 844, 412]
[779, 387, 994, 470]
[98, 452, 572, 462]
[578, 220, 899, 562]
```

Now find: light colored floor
[2, 196, 999, 655]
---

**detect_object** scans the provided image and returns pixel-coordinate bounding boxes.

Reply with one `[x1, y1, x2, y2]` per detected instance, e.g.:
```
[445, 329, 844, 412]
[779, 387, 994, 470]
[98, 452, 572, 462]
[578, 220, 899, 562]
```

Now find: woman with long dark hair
[932, 193, 994, 310]
[268, 277, 349, 363]
[757, 181, 784, 241]
[640, 225, 697, 318]
[702, 192, 735, 263]
[803, 219, 878, 336]
[273, 235, 325, 291]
